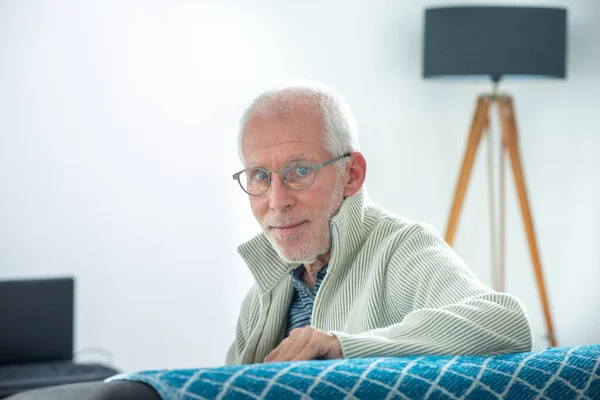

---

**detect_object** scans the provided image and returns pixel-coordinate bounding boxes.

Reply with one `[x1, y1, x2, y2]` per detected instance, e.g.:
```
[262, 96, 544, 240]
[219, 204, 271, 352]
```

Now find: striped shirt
[285, 265, 328, 337]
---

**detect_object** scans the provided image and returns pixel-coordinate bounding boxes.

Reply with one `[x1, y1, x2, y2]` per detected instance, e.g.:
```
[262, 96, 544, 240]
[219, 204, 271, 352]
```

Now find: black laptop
[0, 277, 119, 398]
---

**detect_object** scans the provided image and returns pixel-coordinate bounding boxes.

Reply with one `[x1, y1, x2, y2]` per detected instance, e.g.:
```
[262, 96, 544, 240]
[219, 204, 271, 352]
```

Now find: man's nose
[268, 173, 294, 211]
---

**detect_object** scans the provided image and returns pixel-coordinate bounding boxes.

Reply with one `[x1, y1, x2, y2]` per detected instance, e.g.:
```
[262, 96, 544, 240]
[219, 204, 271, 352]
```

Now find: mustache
[262, 213, 310, 229]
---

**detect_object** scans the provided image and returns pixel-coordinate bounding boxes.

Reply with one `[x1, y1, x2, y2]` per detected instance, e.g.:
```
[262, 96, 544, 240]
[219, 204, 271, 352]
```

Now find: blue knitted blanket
[107, 345, 600, 399]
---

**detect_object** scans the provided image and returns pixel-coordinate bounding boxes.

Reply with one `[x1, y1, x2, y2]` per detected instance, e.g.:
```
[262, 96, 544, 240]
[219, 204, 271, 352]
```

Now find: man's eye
[254, 170, 269, 181]
[296, 166, 310, 176]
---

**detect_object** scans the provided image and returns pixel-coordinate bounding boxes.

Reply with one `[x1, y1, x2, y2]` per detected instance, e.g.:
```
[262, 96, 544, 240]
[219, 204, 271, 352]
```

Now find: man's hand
[264, 327, 343, 363]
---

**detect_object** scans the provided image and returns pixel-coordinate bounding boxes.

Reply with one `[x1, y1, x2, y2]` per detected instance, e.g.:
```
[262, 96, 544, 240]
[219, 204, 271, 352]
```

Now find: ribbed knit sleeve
[225, 286, 259, 365]
[331, 225, 533, 359]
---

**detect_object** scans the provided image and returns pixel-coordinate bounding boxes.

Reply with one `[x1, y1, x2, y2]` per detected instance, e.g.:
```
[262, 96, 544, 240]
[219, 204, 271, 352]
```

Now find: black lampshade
[423, 6, 567, 82]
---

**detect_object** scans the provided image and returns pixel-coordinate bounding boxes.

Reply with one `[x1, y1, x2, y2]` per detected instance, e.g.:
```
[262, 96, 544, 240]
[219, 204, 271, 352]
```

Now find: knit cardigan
[225, 189, 533, 365]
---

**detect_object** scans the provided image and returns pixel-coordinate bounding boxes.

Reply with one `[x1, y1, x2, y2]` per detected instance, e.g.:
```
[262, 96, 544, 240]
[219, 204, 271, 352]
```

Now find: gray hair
[238, 81, 360, 175]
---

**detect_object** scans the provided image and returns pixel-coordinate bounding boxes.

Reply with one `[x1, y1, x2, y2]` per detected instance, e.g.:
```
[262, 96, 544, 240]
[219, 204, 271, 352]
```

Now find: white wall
[1, 0, 598, 372]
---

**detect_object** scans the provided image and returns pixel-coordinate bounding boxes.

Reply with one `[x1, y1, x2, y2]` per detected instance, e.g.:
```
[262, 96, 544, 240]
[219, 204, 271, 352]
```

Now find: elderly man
[8, 83, 532, 399]
[225, 82, 532, 365]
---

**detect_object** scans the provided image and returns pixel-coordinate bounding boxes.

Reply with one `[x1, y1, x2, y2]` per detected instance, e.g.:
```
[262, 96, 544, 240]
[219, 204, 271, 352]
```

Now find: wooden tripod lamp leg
[445, 96, 490, 246]
[497, 96, 558, 347]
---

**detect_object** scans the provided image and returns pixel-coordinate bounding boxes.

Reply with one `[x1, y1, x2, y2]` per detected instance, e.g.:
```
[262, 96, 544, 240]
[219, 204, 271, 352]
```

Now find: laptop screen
[0, 277, 74, 365]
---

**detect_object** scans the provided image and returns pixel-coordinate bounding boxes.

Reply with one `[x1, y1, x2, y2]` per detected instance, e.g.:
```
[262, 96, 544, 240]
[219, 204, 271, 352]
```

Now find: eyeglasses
[232, 153, 351, 196]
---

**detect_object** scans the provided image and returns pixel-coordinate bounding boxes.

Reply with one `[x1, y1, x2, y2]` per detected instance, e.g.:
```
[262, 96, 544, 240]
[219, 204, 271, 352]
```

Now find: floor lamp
[423, 6, 567, 347]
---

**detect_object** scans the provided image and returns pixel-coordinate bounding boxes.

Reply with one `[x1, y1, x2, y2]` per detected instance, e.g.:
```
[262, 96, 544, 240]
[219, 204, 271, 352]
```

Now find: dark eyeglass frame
[232, 152, 351, 196]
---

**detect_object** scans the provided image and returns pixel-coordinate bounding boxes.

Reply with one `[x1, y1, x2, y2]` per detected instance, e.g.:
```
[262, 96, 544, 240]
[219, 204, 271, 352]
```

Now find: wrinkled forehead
[241, 106, 327, 163]
[246, 154, 310, 169]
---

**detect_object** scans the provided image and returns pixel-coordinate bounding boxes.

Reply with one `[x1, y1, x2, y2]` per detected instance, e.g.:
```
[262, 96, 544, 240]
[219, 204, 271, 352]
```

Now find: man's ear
[343, 152, 367, 197]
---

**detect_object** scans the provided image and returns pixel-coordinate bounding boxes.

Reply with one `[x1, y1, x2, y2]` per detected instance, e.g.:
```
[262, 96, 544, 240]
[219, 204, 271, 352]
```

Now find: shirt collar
[289, 263, 329, 280]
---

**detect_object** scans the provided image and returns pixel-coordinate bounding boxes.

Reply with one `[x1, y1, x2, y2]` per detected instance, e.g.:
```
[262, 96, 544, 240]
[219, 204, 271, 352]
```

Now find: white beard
[261, 180, 345, 264]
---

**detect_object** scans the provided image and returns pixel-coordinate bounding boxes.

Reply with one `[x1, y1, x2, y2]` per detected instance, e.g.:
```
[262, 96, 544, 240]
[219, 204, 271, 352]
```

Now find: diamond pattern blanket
[107, 344, 600, 399]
